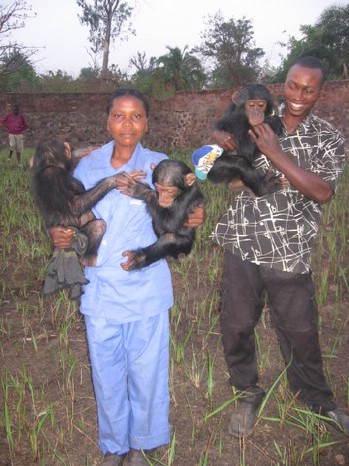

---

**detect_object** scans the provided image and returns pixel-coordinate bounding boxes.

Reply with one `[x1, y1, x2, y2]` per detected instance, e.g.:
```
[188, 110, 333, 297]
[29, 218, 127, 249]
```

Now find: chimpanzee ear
[185, 172, 196, 186]
[64, 142, 72, 160]
[231, 91, 239, 105]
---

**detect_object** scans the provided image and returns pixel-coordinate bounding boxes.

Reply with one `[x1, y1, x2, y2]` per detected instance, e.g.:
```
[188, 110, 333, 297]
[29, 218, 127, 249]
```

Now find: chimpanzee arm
[117, 176, 157, 203]
[121, 229, 196, 271]
[70, 170, 146, 216]
[208, 155, 266, 196]
[78, 210, 96, 227]
[79, 219, 106, 266]
[117, 170, 205, 231]
[69, 175, 121, 216]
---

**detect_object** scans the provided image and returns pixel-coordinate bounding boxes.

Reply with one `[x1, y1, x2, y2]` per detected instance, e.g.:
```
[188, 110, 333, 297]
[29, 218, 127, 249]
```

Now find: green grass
[0, 147, 348, 465]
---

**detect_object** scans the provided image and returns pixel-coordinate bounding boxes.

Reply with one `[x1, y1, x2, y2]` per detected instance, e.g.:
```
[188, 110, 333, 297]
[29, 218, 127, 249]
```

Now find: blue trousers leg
[84, 311, 170, 455]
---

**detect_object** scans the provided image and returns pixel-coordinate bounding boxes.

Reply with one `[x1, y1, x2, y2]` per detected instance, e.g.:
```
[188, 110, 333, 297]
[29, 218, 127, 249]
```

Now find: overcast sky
[13, 0, 344, 77]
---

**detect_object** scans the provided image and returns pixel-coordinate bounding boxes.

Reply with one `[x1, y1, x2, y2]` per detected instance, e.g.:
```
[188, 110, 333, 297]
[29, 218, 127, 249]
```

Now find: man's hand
[248, 123, 281, 159]
[184, 204, 206, 228]
[250, 123, 333, 204]
[213, 129, 237, 152]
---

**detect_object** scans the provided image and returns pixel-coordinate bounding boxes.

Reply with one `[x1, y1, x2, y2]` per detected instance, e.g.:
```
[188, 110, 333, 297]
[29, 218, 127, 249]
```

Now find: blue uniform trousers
[84, 311, 170, 455]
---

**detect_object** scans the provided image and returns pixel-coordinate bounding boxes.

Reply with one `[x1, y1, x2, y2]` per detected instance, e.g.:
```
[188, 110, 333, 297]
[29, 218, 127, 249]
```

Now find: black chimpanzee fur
[119, 159, 205, 271]
[208, 83, 283, 196]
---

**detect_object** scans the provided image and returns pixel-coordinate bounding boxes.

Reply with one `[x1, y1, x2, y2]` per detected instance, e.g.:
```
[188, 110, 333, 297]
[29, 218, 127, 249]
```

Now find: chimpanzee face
[154, 183, 179, 208]
[244, 99, 268, 126]
[244, 99, 267, 113]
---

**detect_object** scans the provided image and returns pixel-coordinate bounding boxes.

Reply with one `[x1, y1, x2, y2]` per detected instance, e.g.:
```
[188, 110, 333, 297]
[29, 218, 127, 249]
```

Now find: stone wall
[0, 80, 348, 152]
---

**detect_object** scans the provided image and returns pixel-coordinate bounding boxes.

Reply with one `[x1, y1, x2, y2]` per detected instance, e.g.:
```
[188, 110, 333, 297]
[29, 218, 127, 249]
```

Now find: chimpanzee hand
[72, 145, 99, 160]
[114, 170, 146, 191]
[228, 179, 246, 191]
[117, 172, 152, 199]
[121, 250, 144, 271]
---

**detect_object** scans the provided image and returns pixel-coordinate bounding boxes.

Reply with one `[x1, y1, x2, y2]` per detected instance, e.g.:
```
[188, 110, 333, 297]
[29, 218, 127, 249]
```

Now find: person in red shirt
[1, 104, 29, 165]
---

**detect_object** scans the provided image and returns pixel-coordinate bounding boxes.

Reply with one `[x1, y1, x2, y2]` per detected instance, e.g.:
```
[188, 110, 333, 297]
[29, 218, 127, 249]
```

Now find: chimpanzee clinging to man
[192, 83, 284, 196]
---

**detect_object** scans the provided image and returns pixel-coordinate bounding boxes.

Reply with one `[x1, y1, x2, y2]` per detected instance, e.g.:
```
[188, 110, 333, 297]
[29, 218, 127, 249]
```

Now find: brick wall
[0, 80, 348, 152]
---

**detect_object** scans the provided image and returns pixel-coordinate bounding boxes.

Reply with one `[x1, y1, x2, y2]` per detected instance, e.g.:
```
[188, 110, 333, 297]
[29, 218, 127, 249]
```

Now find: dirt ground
[1, 254, 349, 466]
[0, 159, 349, 465]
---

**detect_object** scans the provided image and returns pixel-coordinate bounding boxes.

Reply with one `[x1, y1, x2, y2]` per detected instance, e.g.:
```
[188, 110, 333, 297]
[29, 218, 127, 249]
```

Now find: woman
[49, 88, 204, 466]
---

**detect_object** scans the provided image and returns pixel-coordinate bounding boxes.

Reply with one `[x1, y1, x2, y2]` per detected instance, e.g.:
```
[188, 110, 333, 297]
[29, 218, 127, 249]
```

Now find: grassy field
[0, 147, 348, 465]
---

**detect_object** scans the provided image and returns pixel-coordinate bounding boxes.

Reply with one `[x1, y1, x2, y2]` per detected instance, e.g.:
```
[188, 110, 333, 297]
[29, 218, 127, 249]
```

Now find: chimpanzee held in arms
[119, 159, 205, 271]
[33, 139, 131, 265]
[193, 83, 283, 196]
[32, 139, 143, 298]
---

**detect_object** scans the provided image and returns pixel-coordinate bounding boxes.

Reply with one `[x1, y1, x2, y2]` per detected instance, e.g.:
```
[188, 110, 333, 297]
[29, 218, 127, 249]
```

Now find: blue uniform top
[74, 140, 174, 323]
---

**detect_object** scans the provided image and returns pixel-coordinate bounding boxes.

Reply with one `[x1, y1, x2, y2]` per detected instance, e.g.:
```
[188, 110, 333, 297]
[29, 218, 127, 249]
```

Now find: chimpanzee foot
[245, 106, 265, 126]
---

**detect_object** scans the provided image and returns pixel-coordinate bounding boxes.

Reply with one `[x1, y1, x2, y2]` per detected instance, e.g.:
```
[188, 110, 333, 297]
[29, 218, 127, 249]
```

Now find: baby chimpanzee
[32, 139, 142, 298]
[119, 159, 205, 271]
[193, 83, 283, 196]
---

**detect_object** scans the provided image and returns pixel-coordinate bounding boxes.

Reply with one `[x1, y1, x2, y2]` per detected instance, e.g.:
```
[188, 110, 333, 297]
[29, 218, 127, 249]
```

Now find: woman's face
[107, 96, 148, 149]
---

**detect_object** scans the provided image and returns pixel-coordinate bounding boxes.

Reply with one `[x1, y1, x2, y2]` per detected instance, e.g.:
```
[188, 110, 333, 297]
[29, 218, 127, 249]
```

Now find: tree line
[0, 0, 348, 96]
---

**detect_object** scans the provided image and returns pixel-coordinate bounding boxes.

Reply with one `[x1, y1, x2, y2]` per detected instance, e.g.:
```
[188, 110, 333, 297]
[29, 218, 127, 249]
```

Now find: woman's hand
[48, 226, 75, 249]
[184, 204, 206, 228]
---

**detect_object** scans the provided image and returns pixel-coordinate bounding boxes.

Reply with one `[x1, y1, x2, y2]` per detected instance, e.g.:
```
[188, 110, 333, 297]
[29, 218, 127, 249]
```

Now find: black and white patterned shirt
[211, 107, 347, 273]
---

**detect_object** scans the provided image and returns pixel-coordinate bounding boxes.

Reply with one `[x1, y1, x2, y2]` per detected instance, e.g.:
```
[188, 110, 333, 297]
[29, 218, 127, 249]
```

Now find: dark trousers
[220, 250, 336, 412]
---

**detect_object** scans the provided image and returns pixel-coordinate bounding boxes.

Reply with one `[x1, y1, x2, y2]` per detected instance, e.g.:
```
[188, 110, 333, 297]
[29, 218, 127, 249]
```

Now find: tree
[37, 70, 79, 93]
[273, 4, 349, 82]
[129, 51, 168, 98]
[0, 48, 37, 91]
[156, 45, 206, 92]
[76, 0, 135, 80]
[79, 66, 99, 80]
[129, 51, 159, 95]
[130, 51, 157, 74]
[193, 11, 264, 88]
[0, 0, 37, 78]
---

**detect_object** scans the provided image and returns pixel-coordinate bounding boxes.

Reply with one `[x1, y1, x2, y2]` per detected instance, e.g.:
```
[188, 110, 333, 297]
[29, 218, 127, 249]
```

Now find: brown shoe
[127, 449, 149, 466]
[228, 400, 260, 438]
[102, 452, 126, 466]
[325, 409, 349, 433]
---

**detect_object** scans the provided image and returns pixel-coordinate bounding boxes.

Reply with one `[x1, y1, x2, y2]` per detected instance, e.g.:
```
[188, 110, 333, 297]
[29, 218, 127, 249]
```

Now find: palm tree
[156, 46, 206, 91]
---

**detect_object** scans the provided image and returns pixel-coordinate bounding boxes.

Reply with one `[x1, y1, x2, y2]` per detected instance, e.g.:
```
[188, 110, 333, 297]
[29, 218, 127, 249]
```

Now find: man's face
[284, 65, 323, 120]
[13, 106, 19, 114]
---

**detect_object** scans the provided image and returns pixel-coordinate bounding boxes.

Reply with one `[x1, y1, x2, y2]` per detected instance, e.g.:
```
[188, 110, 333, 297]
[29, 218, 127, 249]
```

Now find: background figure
[212, 57, 349, 438]
[1, 104, 28, 165]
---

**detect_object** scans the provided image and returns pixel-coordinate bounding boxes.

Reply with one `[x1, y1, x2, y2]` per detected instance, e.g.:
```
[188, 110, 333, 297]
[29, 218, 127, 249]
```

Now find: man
[212, 56, 348, 437]
[1, 104, 29, 165]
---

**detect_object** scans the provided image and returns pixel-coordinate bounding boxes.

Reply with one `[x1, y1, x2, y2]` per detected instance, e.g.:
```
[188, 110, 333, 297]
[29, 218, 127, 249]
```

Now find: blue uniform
[74, 141, 174, 455]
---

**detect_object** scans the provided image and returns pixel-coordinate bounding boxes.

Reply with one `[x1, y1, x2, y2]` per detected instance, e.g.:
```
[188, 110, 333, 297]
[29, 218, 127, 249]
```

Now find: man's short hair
[292, 56, 326, 83]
